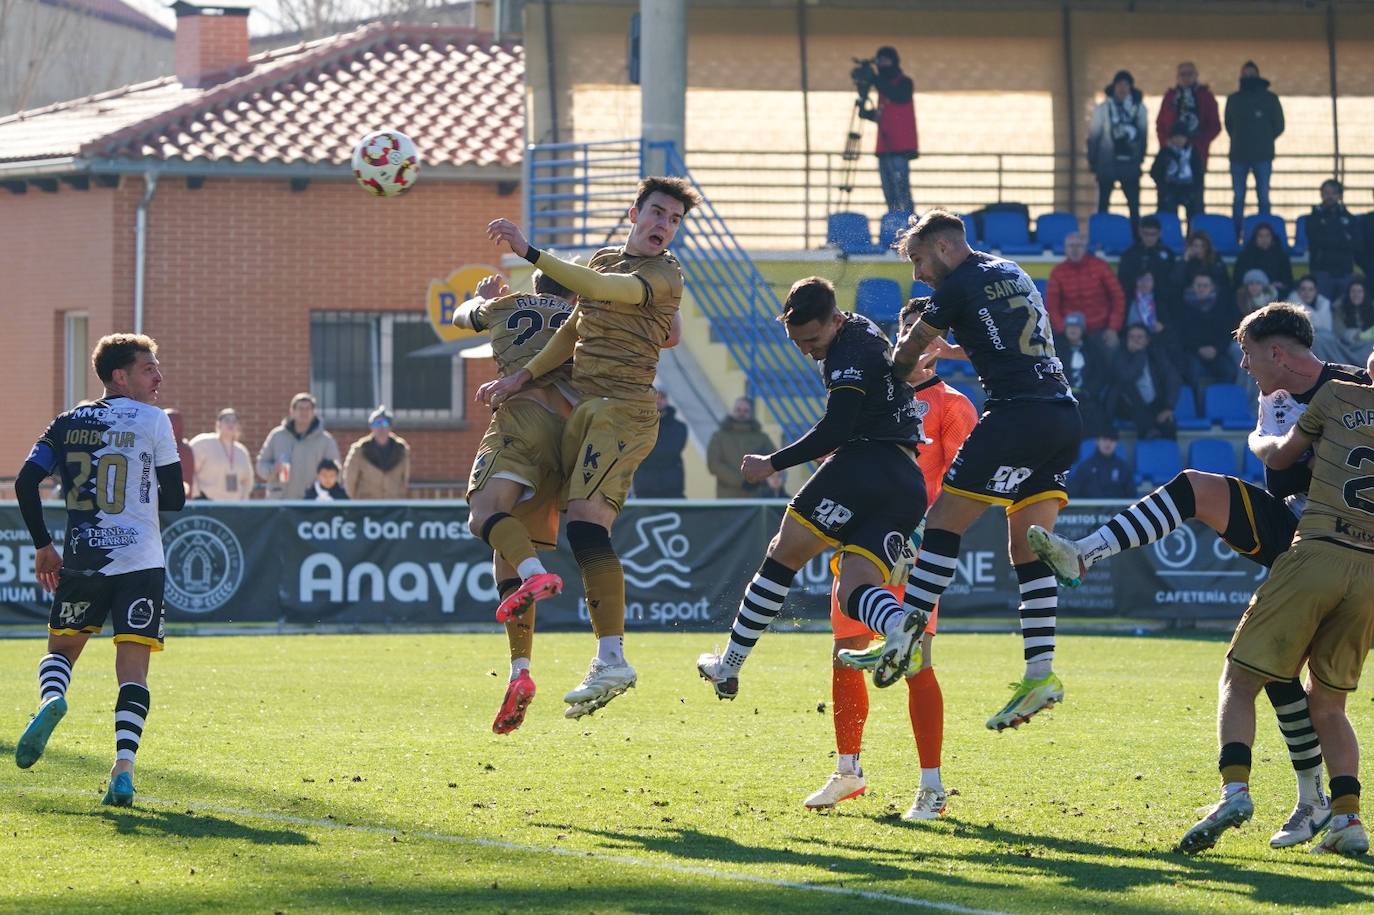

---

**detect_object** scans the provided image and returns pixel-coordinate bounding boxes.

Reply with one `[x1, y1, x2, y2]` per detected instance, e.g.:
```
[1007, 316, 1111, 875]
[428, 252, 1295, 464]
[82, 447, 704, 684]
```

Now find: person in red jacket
[1046, 232, 1126, 347]
[1156, 61, 1222, 170]
[858, 46, 918, 214]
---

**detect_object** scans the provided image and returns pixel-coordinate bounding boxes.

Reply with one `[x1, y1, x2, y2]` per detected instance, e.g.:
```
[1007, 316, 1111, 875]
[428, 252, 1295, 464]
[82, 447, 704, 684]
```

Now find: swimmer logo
[163, 515, 245, 614]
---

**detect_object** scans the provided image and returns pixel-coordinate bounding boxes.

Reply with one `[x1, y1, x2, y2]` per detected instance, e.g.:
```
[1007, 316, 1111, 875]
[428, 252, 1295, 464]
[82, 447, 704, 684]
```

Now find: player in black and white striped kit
[12, 334, 186, 807]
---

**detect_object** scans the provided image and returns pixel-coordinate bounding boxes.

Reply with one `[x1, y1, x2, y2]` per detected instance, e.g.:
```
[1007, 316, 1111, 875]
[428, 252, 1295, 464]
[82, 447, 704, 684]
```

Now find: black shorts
[49, 568, 166, 651]
[1224, 477, 1300, 568]
[943, 400, 1081, 512]
[788, 441, 927, 579]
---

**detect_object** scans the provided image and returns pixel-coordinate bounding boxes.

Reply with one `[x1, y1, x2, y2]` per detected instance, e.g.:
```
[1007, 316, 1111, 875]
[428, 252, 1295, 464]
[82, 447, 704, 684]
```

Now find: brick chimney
[173, 1, 251, 89]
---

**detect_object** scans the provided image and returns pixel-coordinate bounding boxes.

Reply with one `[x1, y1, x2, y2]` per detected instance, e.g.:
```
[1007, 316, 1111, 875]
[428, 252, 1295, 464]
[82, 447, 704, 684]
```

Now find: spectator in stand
[1156, 61, 1222, 171]
[1285, 273, 1361, 365]
[1306, 179, 1366, 302]
[1117, 215, 1179, 301]
[303, 458, 349, 501]
[1177, 273, 1241, 404]
[707, 397, 775, 498]
[632, 387, 688, 499]
[1047, 232, 1125, 347]
[1225, 60, 1284, 237]
[190, 408, 254, 500]
[1125, 270, 1180, 363]
[343, 406, 410, 500]
[1337, 277, 1374, 351]
[1054, 312, 1111, 435]
[764, 472, 790, 500]
[1233, 220, 1293, 297]
[256, 392, 341, 500]
[858, 46, 918, 214]
[164, 408, 194, 496]
[1150, 122, 1205, 222]
[1068, 430, 1135, 499]
[1173, 229, 1232, 304]
[1088, 70, 1148, 230]
[1236, 268, 1278, 318]
[1110, 323, 1181, 440]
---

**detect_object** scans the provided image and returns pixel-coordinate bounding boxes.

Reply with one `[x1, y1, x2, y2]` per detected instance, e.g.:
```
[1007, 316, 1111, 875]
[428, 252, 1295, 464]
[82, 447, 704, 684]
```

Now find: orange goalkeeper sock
[833, 664, 869, 768]
[907, 666, 943, 770]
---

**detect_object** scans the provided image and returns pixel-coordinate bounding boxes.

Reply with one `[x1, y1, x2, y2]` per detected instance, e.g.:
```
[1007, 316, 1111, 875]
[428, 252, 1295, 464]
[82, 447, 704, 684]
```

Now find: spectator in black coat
[632, 388, 688, 498]
[1150, 122, 1205, 222]
[1225, 60, 1284, 235]
[1110, 323, 1181, 440]
[1233, 221, 1293, 297]
[1172, 229, 1232, 304]
[1068, 431, 1136, 499]
[1337, 276, 1374, 349]
[1307, 179, 1366, 302]
[1054, 312, 1112, 435]
[304, 458, 350, 501]
[1118, 215, 1179, 301]
[1176, 273, 1241, 406]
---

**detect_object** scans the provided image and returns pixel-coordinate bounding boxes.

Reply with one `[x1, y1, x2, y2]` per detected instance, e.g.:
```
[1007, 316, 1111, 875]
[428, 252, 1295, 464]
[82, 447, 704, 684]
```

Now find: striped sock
[721, 558, 795, 674]
[1266, 679, 1325, 804]
[1016, 560, 1057, 679]
[1077, 473, 1195, 569]
[848, 585, 905, 638]
[115, 683, 150, 765]
[903, 529, 961, 619]
[39, 653, 72, 703]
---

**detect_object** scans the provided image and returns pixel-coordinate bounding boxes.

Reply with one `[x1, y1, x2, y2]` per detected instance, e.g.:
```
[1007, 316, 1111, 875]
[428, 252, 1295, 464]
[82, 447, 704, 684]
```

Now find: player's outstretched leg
[563, 520, 637, 718]
[988, 560, 1063, 731]
[16, 652, 73, 769]
[1313, 776, 1369, 856]
[1178, 742, 1255, 855]
[1266, 678, 1331, 847]
[493, 575, 538, 735]
[698, 557, 797, 701]
[102, 682, 149, 807]
[847, 585, 925, 688]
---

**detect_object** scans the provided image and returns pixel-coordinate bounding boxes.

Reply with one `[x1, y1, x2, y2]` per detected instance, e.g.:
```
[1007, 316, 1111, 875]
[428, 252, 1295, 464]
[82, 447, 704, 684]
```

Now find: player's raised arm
[892, 318, 944, 379]
[452, 274, 508, 331]
[487, 218, 647, 306]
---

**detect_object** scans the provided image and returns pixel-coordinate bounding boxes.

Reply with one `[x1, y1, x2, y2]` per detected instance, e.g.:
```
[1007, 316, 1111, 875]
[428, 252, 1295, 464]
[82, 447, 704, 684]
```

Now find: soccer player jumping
[13, 334, 186, 806]
[889, 210, 1082, 731]
[698, 277, 927, 702]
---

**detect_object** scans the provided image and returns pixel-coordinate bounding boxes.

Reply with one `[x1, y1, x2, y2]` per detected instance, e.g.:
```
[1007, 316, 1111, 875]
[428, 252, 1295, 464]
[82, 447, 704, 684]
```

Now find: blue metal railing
[526, 138, 824, 443]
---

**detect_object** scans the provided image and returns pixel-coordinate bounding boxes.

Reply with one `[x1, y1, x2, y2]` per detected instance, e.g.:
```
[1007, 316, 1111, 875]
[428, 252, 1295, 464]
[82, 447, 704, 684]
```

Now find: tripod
[837, 91, 872, 212]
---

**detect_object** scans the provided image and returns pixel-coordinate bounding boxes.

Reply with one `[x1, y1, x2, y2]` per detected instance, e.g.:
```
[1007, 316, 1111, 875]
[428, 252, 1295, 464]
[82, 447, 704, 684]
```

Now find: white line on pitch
[7, 786, 1008, 915]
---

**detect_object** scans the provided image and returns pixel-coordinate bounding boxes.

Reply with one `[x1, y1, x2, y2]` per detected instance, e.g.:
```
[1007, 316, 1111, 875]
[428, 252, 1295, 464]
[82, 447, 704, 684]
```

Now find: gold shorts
[1228, 538, 1374, 692]
[561, 396, 660, 513]
[469, 399, 566, 549]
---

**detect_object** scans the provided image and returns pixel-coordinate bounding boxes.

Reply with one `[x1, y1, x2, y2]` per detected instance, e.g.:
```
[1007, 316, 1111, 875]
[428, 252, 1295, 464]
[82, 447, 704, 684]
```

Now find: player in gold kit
[1180, 347, 1374, 857]
[479, 176, 701, 718]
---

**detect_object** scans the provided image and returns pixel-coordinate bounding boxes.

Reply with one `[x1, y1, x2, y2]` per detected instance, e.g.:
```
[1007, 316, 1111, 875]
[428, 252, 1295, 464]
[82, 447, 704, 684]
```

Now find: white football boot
[803, 771, 867, 809]
[563, 658, 637, 719]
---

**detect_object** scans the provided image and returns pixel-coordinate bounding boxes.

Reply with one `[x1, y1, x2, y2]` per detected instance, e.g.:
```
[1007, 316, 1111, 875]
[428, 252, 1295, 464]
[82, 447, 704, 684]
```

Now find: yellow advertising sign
[426, 265, 502, 343]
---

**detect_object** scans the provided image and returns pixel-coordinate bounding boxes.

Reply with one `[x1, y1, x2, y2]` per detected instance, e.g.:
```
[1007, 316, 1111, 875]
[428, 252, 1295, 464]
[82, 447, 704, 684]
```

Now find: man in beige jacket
[343, 406, 411, 500]
[190, 408, 254, 500]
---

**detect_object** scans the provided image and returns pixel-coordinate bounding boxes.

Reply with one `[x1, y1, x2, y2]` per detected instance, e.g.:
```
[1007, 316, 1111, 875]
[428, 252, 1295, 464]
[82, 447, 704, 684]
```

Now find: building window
[310, 312, 463, 424]
[64, 312, 88, 409]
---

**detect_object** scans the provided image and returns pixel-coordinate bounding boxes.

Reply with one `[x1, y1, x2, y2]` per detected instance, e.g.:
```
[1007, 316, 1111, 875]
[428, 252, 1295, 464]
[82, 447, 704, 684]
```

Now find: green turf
[2, 632, 1372, 914]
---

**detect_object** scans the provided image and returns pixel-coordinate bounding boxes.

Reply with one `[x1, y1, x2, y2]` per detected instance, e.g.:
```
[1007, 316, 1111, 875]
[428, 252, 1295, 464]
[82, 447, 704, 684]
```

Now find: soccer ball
[351, 130, 420, 197]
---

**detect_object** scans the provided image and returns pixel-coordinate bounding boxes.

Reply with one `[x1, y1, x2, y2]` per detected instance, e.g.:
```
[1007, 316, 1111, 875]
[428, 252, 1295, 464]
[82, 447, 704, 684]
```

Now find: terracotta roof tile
[0, 24, 523, 172]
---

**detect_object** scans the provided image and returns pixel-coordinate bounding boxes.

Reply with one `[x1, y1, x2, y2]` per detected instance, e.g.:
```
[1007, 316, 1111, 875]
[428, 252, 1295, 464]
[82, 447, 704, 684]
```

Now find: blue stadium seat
[1204, 383, 1253, 430]
[1243, 213, 1288, 252]
[1033, 277, 1049, 300]
[1243, 449, 1266, 485]
[1193, 213, 1238, 257]
[1035, 212, 1078, 256]
[855, 278, 903, 326]
[1173, 386, 1210, 431]
[1152, 211, 1185, 252]
[878, 210, 913, 253]
[1135, 439, 1182, 487]
[1291, 214, 1309, 257]
[1188, 438, 1238, 475]
[959, 213, 982, 247]
[910, 280, 935, 300]
[1077, 437, 1098, 464]
[827, 212, 882, 255]
[983, 211, 1040, 255]
[1088, 213, 1132, 256]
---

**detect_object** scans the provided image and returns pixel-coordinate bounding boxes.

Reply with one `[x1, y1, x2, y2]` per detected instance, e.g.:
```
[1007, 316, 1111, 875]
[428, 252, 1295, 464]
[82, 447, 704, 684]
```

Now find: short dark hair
[896, 208, 966, 258]
[780, 276, 838, 326]
[91, 333, 157, 384]
[634, 176, 702, 215]
[1321, 178, 1343, 195]
[1139, 215, 1161, 231]
[1236, 302, 1314, 348]
[317, 458, 340, 473]
[532, 268, 574, 300]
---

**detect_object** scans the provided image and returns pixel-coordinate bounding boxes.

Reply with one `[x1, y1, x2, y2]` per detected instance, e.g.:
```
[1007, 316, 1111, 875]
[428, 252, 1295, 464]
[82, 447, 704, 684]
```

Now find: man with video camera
[855, 46, 918, 215]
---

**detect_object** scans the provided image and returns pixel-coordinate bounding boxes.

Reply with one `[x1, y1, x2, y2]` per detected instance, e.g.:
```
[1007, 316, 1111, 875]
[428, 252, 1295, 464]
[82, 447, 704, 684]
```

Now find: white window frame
[64, 312, 89, 409]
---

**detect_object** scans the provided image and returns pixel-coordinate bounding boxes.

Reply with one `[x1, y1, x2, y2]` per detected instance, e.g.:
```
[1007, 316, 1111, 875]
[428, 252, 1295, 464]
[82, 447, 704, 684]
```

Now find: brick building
[0, 4, 525, 488]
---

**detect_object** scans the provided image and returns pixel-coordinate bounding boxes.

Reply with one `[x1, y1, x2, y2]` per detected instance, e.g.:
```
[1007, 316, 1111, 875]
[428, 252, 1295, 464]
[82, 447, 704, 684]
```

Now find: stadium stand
[982, 211, 1040, 255]
[877, 210, 912, 253]
[1203, 384, 1254, 431]
[1291, 214, 1309, 257]
[1088, 212, 1132, 255]
[1135, 438, 1183, 487]
[855, 277, 903, 329]
[1152, 211, 1185, 253]
[1035, 212, 1079, 256]
[1195, 213, 1239, 256]
[1243, 213, 1289, 253]
[959, 213, 981, 247]
[1243, 449, 1266, 485]
[1188, 438, 1238, 476]
[1173, 387, 1211, 431]
[827, 212, 882, 255]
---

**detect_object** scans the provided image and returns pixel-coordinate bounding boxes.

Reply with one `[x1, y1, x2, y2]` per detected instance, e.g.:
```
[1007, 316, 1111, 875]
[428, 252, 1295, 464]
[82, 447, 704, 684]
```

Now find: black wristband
[521, 245, 542, 266]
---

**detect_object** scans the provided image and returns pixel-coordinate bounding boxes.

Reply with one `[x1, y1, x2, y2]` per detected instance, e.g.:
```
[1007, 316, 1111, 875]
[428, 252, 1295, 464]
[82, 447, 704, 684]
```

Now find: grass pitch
[2, 631, 1373, 914]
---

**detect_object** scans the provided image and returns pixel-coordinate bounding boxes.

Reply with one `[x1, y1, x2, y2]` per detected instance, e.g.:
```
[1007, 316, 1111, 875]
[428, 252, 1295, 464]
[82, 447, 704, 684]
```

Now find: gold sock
[506, 603, 535, 664]
[1220, 764, 1251, 786]
[568, 521, 626, 639]
[1333, 794, 1360, 816]
[483, 515, 537, 570]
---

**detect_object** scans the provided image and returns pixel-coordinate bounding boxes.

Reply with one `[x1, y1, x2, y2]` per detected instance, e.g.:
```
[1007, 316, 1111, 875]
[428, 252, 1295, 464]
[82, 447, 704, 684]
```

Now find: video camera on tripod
[850, 57, 878, 106]
[838, 57, 880, 205]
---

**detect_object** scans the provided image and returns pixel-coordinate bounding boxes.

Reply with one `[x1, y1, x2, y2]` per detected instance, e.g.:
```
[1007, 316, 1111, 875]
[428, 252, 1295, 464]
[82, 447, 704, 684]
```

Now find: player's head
[92, 333, 161, 403]
[1236, 302, 1315, 394]
[896, 209, 971, 287]
[627, 177, 701, 257]
[532, 268, 576, 303]
[289, 392, 316, 429]
[899, 296, 937, 382]
[780, 276, 844, 361]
